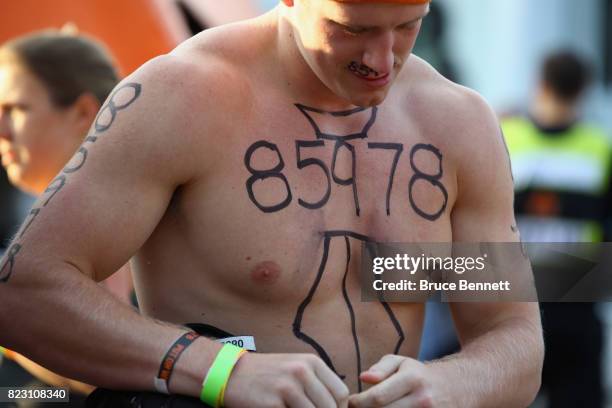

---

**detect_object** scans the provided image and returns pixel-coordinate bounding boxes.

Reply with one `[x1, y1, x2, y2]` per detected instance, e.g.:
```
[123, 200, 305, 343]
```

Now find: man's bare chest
[137, 103, 454, 358]
[186, 103, 455, 242]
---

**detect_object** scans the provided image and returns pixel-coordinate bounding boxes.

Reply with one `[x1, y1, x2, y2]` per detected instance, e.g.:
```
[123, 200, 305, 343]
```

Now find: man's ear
[69, 93, 101, 135]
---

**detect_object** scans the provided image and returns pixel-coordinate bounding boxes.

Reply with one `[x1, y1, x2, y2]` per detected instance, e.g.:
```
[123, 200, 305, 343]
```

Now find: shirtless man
[0, 0, 544, 407]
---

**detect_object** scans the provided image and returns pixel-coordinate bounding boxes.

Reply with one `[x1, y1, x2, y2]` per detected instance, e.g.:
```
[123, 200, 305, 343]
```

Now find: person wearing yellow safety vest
[502, 50, 609, 408]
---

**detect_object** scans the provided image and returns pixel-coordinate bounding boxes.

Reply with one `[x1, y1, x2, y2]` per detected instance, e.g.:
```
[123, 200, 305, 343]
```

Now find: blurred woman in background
[0, 29, 132, 400]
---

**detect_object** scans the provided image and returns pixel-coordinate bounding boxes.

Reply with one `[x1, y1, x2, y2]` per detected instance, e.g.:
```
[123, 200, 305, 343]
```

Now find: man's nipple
[250, 261, 281, 284]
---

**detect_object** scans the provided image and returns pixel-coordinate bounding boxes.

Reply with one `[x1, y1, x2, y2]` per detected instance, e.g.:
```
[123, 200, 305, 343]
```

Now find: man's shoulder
[120, 22, 268, 137]
[394, 56, 507, 185]
[396, 56, 499, 146]
[170, 19, 270, 88]
[107, 22, 272, 173]
[129, 19, 270, 105]
[400, 55, 493, 122]
[139, 44, 249, 100]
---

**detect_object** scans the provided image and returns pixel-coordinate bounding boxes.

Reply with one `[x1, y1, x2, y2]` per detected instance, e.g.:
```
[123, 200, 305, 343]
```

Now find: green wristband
[0, 346, 5, 356]
[200, 343, 246, 407]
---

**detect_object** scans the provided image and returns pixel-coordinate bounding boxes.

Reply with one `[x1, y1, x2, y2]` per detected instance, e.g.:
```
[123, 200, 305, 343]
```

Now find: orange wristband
[1, 347, 16, 360]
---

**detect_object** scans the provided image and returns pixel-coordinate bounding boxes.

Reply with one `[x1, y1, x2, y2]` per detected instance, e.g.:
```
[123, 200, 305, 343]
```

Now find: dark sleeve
[602, 152, 612, 241]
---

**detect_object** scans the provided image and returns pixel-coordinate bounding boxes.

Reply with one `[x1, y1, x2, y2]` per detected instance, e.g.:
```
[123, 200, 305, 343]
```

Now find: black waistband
[184, 323, 235, 339]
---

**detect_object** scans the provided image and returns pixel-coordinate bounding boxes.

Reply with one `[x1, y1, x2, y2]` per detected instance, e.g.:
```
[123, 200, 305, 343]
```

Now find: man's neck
[275, 10, 360, 111]
[529, 93, 578, 128]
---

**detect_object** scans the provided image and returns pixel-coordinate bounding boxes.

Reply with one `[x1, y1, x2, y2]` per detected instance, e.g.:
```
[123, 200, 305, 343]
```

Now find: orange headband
[335, 0, 430, 3]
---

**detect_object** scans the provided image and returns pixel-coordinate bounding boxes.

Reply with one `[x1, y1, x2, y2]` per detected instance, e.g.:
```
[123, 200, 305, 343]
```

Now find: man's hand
[349, 355, 435, 408]
[224, 353, 350, 408]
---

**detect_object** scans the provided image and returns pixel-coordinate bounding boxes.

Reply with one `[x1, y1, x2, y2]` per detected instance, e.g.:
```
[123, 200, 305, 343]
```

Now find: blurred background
[0, 0, 610, 407]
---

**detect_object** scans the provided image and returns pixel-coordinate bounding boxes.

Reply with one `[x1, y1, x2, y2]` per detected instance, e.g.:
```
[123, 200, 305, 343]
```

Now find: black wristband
[154, 331, 200, 394]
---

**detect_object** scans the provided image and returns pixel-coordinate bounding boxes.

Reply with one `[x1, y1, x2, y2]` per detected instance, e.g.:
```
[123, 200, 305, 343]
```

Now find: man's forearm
[426, 315, 544, 407]
[0, 259, 220, 397]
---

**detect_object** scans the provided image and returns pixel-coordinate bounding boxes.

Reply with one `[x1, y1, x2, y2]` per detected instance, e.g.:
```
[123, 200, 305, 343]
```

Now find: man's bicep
[451, 107, 518, 243]
[447, 100, 535, 340]
[20, 150, 173, 281]
[5, 65, 192, 283]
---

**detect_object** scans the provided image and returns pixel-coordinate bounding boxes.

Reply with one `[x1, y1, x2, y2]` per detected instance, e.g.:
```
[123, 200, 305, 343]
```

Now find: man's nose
[361, 31, 395, 76]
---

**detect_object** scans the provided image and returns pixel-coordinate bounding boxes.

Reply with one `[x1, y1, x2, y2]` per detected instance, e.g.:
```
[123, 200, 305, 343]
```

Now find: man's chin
[341, 76, 393, 108]
[349, 93, 386, 108]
